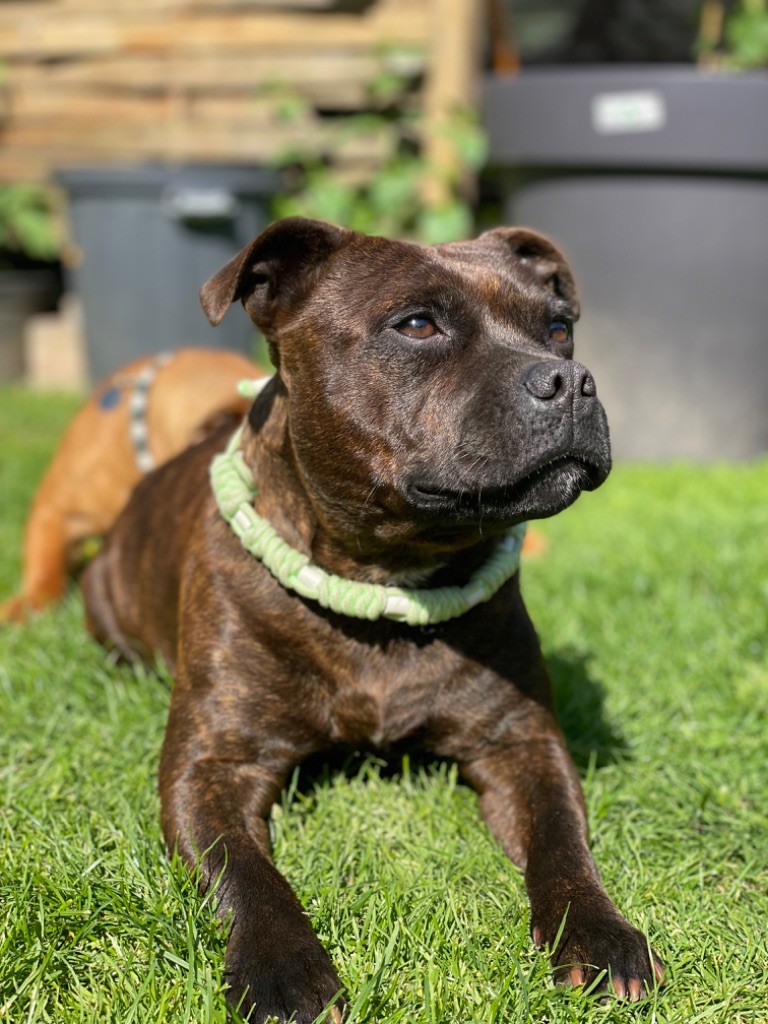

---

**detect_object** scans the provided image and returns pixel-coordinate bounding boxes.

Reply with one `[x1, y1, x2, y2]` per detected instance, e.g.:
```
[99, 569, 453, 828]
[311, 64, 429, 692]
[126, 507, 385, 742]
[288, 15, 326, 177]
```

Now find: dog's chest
[325, 638, 450, 749]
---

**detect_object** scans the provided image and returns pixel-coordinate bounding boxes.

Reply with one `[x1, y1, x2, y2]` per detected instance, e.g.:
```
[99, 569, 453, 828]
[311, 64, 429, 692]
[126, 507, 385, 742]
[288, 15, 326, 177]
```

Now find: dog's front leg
[160, 701, 343, 1024]
[432, 683, 663, 1000]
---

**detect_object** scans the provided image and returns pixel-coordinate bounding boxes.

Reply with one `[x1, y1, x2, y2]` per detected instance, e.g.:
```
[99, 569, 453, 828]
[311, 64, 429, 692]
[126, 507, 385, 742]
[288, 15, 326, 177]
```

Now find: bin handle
[163, 188, 238, 222]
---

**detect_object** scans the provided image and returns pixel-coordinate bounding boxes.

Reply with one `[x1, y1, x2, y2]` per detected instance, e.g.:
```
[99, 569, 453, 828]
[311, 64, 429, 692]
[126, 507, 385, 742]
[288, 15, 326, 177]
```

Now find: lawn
[1, 387, 766, 1024]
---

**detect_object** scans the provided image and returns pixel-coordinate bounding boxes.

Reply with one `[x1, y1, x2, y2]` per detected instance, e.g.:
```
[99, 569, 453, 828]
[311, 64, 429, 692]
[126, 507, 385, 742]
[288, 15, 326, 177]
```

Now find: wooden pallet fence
[0, 0, 431, 182]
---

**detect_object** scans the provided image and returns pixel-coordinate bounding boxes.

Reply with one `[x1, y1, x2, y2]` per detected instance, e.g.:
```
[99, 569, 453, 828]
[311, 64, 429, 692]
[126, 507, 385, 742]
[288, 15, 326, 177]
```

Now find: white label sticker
[591, 91, 667, 134]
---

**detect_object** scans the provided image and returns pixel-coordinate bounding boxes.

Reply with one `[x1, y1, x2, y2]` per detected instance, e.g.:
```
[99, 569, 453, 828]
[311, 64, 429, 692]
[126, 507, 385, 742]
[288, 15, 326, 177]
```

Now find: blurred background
[0, 0, 766, 458]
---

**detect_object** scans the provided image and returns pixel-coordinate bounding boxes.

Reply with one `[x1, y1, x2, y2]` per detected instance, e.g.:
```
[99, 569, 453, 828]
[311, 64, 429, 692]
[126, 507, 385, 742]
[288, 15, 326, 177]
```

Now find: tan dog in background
[1, 347, 262, 623]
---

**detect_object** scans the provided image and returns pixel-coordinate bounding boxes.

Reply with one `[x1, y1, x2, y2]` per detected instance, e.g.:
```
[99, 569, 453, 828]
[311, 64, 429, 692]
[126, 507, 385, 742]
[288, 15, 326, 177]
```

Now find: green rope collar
[210, 424, 526, 627]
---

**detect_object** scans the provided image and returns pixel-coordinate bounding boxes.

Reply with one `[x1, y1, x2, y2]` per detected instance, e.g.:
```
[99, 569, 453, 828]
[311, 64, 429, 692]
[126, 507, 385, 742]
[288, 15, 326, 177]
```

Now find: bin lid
[483, 67, 768, 173]
[55, 163, 281, 197]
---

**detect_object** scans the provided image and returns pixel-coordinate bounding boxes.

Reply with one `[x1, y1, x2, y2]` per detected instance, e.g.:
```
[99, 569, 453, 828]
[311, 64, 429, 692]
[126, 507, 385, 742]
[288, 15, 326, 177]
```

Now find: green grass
[1, 386, 767, 1024]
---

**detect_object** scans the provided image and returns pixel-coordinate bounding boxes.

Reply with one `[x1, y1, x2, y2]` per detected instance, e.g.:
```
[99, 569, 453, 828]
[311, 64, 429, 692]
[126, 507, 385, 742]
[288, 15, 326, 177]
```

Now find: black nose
[522, 360, 596, 403]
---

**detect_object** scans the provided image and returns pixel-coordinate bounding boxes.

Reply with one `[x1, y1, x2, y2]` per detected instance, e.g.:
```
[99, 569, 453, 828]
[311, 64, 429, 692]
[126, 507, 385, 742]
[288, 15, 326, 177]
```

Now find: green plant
[0, 183, 60, 261]
[269, 75, 486, 244]
[724, 0, 768, 66]
[697, 0, 768, 68]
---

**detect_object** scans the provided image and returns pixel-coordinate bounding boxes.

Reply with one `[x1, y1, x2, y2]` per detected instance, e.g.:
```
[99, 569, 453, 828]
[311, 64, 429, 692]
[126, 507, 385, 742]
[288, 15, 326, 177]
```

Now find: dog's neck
[239, 382, 498, 589]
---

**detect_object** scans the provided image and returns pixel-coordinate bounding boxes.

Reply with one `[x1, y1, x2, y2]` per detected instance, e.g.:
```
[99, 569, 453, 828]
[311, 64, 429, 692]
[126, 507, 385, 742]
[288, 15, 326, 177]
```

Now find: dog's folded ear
[200, 217, 351, 331]
[481, 227, 580, 316]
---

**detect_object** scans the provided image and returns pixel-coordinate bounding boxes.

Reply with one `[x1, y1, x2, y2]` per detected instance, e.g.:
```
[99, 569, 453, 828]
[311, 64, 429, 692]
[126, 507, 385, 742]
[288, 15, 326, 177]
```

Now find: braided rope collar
[210, 420, 526, 627]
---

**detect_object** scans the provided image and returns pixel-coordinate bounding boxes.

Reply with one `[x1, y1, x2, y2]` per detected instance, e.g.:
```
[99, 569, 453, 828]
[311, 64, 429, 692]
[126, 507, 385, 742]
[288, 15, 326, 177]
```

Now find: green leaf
[416, 200, 473, 245]
[438, 111, 489, 172]
[724, 4, 768, 67]
[0, 184, 59, 258]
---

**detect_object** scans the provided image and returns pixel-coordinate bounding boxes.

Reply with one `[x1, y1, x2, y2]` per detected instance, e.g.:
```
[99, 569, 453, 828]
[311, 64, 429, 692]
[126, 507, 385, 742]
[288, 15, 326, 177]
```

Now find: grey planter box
[57, 164, 280, 383]
[483, 68, 768, 459]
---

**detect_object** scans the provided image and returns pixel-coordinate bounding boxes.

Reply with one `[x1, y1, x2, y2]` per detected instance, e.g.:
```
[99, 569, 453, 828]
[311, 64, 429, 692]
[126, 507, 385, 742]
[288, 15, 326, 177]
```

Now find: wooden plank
[0, 117, 391, 163]
[0, 9, 430, 58]
[9, 54, 392, 90]
[6, 0, 386, 13]
[8, 52, 424, 106]
[7, 88, 292, 125]
[0, 155, 52, 182]
[420, 0, 483, 206]
[0, 0, 347, 20]
[0, 0, 427, 21]
[0, 148, 383, 183]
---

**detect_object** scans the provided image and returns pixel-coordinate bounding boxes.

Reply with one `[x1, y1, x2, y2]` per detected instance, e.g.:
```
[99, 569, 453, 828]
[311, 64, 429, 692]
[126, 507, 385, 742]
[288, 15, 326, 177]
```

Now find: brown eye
[397, 316, 438, 340]
[549, 320, 570, 345]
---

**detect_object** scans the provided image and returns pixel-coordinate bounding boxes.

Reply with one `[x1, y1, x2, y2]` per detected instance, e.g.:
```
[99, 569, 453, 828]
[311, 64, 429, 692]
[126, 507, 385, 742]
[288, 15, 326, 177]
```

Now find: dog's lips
[408, 454, 608, 524]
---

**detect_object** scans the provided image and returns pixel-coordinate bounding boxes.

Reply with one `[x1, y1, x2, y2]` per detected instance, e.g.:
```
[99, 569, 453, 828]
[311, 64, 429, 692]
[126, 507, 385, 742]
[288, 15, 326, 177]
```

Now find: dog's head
[201, 217, 610, 556]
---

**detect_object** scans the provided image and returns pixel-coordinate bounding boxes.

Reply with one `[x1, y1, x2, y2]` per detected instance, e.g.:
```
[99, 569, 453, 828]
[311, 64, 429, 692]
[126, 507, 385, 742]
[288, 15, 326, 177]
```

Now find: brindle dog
[82, 218, 663, 1022]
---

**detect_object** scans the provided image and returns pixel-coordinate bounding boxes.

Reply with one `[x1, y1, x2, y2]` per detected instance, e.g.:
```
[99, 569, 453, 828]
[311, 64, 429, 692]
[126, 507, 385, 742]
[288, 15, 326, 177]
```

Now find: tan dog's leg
[0, 503, 69, 622]
[2, 349, 258, 626]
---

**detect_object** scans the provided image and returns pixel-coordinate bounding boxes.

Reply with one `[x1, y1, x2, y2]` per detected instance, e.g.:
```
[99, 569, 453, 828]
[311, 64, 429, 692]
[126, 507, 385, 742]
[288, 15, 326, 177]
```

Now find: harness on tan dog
[127, 352, 173, 471]
[210, 379, 526, 626]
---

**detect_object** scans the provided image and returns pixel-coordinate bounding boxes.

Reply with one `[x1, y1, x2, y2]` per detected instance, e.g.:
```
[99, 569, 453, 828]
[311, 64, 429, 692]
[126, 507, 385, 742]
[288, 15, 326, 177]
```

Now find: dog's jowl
[82, 218, 663, 1022]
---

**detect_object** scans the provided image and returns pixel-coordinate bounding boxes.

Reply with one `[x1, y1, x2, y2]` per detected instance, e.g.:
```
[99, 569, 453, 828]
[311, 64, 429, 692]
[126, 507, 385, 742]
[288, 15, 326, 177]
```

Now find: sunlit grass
[1, 388, 766, 1023]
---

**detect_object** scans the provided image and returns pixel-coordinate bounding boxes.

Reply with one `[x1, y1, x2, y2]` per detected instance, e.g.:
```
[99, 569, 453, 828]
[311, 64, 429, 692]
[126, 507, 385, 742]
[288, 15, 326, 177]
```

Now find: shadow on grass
[286, 646, 629, 807]
[547, 648, 630, 771]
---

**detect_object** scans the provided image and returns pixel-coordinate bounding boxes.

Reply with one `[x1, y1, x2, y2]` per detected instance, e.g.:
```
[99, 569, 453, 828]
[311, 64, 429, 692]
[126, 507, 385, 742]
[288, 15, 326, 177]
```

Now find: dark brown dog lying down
[1, 348, 261, 624]
[82, 217, 663, 1022]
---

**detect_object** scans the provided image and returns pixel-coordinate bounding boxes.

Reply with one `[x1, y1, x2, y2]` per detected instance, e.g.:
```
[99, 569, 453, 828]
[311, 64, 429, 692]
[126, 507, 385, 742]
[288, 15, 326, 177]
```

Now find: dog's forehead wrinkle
[482, 302, 548, 350]
[335, 235, 435, 281]
[435, 274, 546, 354]
[431, 250, 544, 314]
[320, 241, 474, 313]
[288, 239, 551, 334]
[435, 242, 574, 316]
[434, 237, 529, 279]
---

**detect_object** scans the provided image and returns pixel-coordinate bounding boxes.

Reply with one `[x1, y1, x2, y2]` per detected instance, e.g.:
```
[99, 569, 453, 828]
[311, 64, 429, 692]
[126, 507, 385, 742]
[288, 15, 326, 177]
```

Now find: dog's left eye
[396, 316, 438, 340]
[549, 321, 571, 345]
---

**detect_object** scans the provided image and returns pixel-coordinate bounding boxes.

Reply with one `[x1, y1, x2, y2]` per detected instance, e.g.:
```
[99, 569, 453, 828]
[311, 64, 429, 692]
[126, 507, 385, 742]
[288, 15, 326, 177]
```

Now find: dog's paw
[532, 901, 664, 1001]
[225, 930, 344, 1024]
[0, 594, 33, 625]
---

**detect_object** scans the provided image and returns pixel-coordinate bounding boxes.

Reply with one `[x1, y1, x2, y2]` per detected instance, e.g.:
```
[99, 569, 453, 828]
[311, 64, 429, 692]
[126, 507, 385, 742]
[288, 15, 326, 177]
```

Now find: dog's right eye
[396, 316, 438, 340]
[549, 320, 571, 345]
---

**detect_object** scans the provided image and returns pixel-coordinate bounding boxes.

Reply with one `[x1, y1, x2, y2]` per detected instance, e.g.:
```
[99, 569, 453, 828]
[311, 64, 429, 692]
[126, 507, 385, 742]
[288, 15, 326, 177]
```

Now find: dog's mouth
[408, 454, 608, 525]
